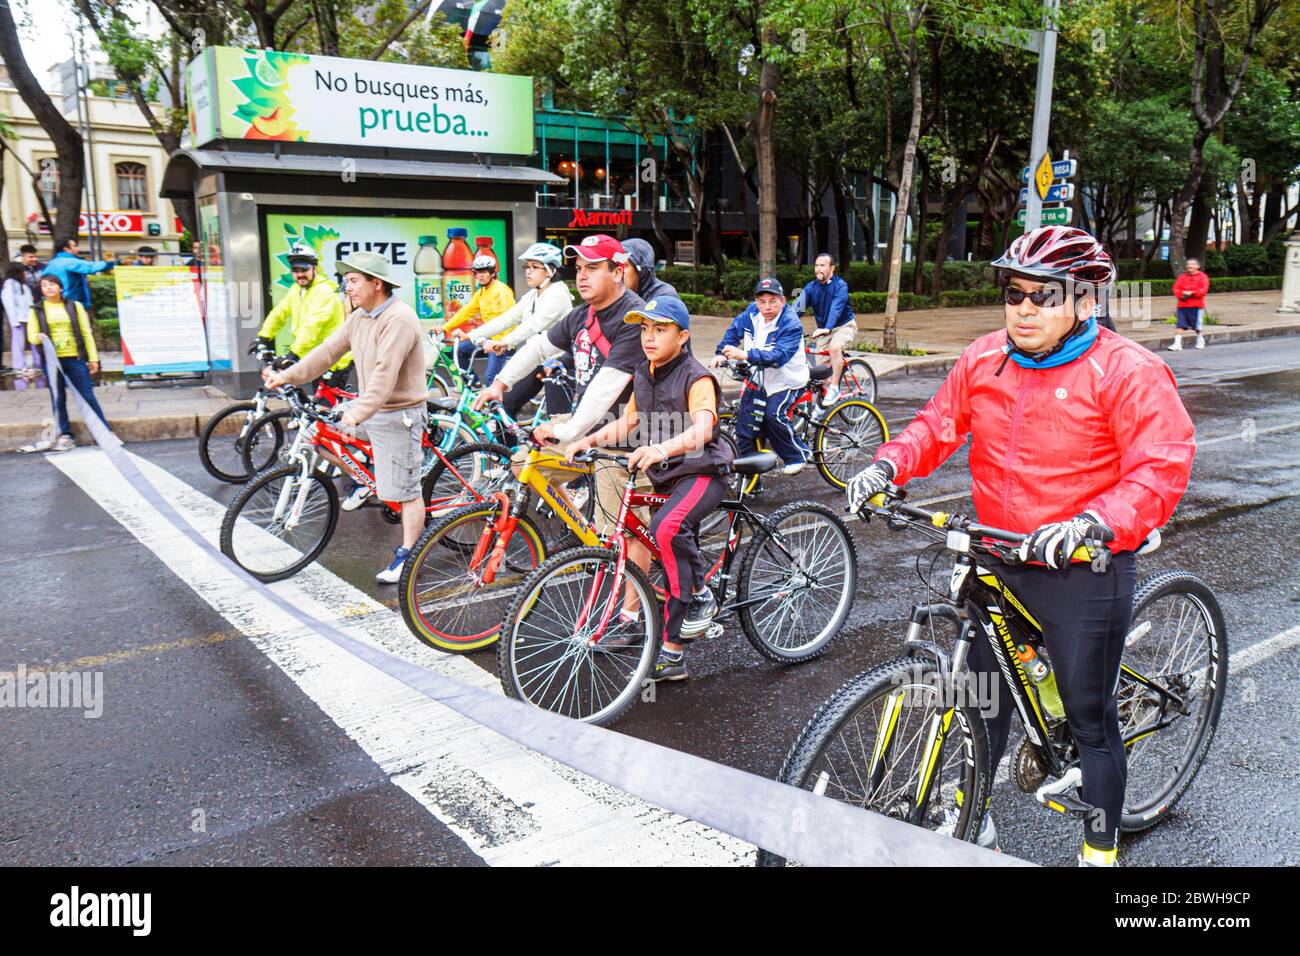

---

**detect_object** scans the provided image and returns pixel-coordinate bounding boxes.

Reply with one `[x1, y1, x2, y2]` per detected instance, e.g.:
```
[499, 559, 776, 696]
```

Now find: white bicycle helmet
[471, 253, 498, 273]
[518, 241, 563, 273]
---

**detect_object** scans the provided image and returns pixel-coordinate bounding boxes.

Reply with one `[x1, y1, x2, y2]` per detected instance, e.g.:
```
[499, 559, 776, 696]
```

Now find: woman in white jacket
[469, 243, 574, 417]
[2, 262, 36, 371]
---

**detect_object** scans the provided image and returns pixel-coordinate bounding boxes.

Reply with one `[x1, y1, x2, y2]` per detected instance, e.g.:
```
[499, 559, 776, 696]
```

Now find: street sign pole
[1023, 0, 1060, 232]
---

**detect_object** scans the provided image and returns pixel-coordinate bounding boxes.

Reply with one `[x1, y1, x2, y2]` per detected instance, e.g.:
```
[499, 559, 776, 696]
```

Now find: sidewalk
[3, 290, 1293, 451]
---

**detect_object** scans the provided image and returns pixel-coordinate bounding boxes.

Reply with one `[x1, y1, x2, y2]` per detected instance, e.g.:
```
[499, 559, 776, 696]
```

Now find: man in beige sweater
[263, 251, 428, 583]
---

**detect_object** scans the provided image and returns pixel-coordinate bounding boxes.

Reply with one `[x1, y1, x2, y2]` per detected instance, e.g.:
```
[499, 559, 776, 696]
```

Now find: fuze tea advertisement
[189, 47, 533, 155]
[264, 213, 509, 333]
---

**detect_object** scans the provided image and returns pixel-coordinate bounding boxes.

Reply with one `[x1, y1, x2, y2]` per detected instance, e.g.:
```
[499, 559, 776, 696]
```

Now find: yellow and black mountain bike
[757, 485, 1226, 866]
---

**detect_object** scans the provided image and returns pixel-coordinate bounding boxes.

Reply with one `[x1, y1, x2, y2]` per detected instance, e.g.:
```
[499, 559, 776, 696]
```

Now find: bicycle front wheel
[813, 398, 889, 489]
[219, 463, 339, 582]
[756, 657, 989, 866]
[239, 408, 291, 476]
[200, 401, 264, 483]
[421, 441, 513, 514]
[736, 501, 857, 662]
[498, 547, 660, 726]
[1118, 571, 1228, 833]
[840, 357, 878, 406]
[398, 503, 547, 653]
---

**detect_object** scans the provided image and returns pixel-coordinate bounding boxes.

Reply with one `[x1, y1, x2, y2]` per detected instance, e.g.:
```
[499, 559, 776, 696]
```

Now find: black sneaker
[678, 588, 718, 640]
[651, 650, 688, 682]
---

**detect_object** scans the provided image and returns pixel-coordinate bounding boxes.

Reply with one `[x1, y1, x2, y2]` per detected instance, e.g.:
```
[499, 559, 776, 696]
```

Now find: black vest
[632, 350, 733, 488]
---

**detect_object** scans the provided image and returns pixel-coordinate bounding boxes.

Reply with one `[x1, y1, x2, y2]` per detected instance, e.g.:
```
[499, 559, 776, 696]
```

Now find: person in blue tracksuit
[711, 276, 811, 476]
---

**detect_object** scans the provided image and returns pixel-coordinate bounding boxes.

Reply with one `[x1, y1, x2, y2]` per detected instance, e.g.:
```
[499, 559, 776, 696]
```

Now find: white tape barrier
[40, 336, 1029, 867]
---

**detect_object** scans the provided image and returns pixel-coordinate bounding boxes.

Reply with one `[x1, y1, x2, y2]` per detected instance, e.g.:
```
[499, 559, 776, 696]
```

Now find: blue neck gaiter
[1005, 315, 1098, 370]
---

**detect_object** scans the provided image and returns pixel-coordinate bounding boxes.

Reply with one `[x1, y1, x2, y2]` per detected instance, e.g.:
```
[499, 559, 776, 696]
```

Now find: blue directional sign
[1020, 158, 1077, 184]
[1020, 182, 1075, 204]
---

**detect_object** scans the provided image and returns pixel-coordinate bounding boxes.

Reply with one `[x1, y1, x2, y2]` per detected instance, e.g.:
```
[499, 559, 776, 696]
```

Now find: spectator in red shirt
[1170, 258, 1210, 351]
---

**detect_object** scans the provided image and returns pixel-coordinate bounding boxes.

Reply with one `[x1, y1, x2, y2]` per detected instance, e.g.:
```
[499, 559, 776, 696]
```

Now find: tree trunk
[1235, 175, 1256, 245]
[1261, 186, 1283, 240]
[1186, 173, 1215, 260]
[756, 30, 780, 275]
[649, 203, 673, 267]
[832, 175, 851, 267]
[930, 182, 966, 297]
[883, 46, 923, 352]
[312, 0, 341, 55]
[1141, 202, 1165, 275]
[0, 1, 85, 241]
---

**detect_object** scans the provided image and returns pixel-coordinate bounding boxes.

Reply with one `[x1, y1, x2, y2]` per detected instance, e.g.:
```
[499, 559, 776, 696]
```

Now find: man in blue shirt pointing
[40, 237, 115, 310]
[794, 252, 857, 405]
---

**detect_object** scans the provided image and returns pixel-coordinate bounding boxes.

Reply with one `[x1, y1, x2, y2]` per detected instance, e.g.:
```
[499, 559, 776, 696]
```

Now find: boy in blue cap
[711, 276, 811, 476]
[568, 296, 734, 682]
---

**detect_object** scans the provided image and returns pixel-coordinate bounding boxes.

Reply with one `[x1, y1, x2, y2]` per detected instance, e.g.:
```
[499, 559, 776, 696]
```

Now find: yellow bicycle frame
[515, 446, 604, 547]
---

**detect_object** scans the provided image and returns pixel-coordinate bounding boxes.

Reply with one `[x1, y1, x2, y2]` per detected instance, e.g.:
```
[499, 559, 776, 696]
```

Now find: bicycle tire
[398, 502, 547, 653]
[841, 357, 878, 406]
[757, 656, 990, 866]
[200, 401, 264, 483]
[421, 440, 513, 513]
[427, 368, 456, 400]
[219, 463, 340, 582]
[498, 546, 660, 726]
[1118, 570, 1228, 833]
[238, 407, 292, 476]
[736, 500, 857, 663]
[813, 398, 889, 489]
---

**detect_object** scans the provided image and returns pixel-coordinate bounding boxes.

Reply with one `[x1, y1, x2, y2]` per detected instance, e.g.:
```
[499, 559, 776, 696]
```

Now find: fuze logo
[568, 210, 633, 228]
[334, 242, 409, 266]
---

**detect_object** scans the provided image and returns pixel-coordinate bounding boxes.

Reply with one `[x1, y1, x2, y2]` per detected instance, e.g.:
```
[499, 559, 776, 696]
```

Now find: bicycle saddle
[729, 451, 781, 475]
[808, 364, 833, 382]
[426, 396, 459, 412]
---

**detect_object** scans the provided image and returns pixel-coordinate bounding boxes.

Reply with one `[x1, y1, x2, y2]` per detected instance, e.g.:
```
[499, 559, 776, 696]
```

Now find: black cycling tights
[966, 551, 1136, 851]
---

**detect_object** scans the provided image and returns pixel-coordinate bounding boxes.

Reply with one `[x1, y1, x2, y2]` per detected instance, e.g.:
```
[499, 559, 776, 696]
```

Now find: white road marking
[49, 447, 751, 867]
[1197, 420, 1300, 447]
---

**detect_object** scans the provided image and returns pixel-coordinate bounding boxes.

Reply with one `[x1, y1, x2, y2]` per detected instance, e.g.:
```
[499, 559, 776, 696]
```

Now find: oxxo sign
[33, 211, 148, 236]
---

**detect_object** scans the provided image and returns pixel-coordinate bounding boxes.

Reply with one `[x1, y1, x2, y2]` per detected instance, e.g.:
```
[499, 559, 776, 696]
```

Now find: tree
[1165, 0, 1281, 274]
[0, 0, 87, 241]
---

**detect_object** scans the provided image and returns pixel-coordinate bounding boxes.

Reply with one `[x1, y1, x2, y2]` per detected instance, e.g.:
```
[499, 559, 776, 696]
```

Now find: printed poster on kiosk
[113, 268, 211, 375]
[262, 211, 510, 335]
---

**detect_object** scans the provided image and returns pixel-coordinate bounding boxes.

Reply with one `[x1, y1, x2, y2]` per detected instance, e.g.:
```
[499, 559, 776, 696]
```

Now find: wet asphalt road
[3, 335, 1298, 867]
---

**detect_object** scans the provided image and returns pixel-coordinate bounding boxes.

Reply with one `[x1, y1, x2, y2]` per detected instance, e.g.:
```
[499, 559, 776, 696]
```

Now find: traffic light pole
[1023, 0, 1059, 232]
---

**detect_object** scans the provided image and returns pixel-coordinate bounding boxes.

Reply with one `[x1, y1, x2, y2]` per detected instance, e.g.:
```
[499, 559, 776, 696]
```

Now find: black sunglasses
[1003, 285, 1064, 307]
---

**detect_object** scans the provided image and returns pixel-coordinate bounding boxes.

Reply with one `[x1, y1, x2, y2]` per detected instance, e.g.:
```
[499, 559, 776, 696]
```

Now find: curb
[0, 413, 211, 453]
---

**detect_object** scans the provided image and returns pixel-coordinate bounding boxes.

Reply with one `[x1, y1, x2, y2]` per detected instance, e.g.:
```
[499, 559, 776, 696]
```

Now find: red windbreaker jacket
[1172, 271, 1210, 310]
[876, 327, 1196, 553]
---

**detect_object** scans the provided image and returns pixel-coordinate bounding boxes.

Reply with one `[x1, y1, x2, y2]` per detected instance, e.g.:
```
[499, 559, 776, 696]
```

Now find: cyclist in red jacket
[846, 226, 1196, 866]
[1170, 258, 1211, 351]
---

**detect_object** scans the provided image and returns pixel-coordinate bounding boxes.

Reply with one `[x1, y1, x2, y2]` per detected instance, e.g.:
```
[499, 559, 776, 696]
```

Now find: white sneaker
[821, 385, 841, 407]
[52, 434, 76, 452]
[375, 546, 411, 584]
[1195, 335, 1205, 349]
[341, 484, 373, 511]
[781, 461, 807, 476]
[1167, 338, 1182, 351]
[937, 809, 999, 851]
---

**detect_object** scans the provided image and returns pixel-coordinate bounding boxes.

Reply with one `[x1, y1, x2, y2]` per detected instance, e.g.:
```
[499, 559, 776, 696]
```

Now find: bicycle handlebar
[863, 484, 1113, 568]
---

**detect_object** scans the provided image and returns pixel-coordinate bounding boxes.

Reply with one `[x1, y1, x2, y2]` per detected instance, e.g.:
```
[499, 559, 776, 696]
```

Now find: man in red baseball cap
[474, 234, 649, 535]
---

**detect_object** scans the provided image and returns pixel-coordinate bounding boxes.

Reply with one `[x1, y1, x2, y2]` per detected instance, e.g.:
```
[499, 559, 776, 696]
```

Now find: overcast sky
[13, 0, 105, 88]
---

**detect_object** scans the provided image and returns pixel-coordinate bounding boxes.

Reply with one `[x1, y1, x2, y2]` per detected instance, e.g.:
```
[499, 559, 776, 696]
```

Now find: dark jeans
[969, 551, 1137, 851]
[51, 357, 109, 437]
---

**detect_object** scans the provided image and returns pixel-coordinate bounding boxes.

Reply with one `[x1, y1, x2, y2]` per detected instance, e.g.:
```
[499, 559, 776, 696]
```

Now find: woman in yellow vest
[443, 253, 515, 385]
[28, 273, 109, 452]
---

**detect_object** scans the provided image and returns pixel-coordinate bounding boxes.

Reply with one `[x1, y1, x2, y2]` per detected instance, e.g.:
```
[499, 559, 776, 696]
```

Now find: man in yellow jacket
[255, 244, 352, 386]
[442, 253, 515, 385]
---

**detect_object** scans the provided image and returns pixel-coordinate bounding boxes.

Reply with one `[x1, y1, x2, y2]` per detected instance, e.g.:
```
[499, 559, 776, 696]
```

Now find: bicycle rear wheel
[219, 463, 339, 582]
[756, 656, 989, 866]
[812, 398, 889, 489]
[1118, 571, 1227, 833]
[498, 547, 660, 726]
[736, 501, 857, 662]
[398, 502, 547, 653]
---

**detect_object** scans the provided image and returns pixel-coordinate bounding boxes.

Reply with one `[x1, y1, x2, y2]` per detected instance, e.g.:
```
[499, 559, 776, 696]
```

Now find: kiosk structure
[163, 47, 562, 396]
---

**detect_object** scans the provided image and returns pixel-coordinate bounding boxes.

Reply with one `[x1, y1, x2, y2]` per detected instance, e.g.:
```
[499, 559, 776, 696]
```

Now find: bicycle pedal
[704, 622, 724, 640]
[1034, 767, 1091, 816]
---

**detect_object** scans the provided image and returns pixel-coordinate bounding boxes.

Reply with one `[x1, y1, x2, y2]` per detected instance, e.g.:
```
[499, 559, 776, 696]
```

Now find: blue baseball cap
[754, 276, 784, 297]
[624, 296, 691, 331]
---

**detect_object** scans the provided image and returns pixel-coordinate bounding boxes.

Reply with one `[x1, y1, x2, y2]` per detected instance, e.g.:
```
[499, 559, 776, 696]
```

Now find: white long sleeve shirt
[468, 280, 574, 350]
